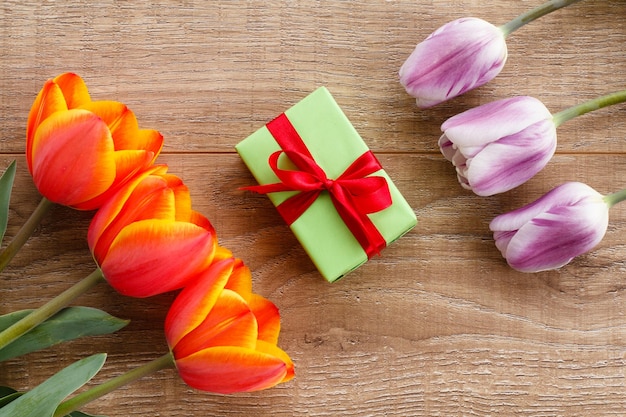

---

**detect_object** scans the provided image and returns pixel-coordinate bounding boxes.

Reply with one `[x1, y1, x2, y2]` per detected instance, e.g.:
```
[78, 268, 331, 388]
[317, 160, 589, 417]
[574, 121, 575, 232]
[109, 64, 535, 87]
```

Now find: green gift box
[235, 87, 416, 282]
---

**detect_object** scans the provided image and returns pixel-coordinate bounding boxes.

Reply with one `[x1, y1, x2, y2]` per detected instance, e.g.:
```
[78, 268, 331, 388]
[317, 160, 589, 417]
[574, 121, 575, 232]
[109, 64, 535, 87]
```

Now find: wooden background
[1, 0, 625, 415]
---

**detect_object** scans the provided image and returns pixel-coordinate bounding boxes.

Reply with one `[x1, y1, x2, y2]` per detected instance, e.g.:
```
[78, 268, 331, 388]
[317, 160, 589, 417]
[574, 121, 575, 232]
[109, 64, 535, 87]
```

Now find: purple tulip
[439, 96, 557, 196]
[399, 17, 507, 108]
[490, 182, 610, 273]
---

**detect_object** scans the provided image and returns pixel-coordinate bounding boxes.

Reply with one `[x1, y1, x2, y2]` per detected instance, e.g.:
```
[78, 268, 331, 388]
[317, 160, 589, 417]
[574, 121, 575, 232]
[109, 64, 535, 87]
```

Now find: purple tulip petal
[493, 230, 515, 256]
[442, 97, 552, 150]
[504, 203, 608, 272]
[399, 18, 507, 108]
[490, 182, 609, 273]
[490, 182, 603, 232]
[439, 96, 556, 195]
[466, 119, 556, 196]
[438, 134, 456, 162]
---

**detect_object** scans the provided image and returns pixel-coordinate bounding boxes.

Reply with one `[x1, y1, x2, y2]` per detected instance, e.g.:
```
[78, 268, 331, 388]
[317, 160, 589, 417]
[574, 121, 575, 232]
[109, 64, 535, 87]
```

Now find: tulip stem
[0, 268, 105, 351]
[53, 353, 176, 417]
[604, 189, 626, 208]
[0, 196, 54, 273]
[552, 89, 626, 127]
[500, 0, 585, 37]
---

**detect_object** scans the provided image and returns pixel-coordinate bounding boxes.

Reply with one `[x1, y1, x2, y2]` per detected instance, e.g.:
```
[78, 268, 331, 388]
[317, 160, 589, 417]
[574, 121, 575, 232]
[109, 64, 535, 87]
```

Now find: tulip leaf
[0, 309, 30, 329]
[0, 160, 16, 243]
[0, 353, 106, 417]
[0, 387, 16, 397]
[0, 387, 21, 408]
[0, 307, 129, 362]
[0, 392, 21, 408]
[68, 412, 107, 417]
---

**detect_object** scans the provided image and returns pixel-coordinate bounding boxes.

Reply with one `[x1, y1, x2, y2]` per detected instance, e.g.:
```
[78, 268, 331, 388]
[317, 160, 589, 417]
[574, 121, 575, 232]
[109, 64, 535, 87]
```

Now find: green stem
[53, 353, 176, 417]
[0, 196, 54, 273]
[499, 0, 585, 37]
[0, 268, 105, 350]
[604, 189, 626, 208]
[552, 89, 626, 127]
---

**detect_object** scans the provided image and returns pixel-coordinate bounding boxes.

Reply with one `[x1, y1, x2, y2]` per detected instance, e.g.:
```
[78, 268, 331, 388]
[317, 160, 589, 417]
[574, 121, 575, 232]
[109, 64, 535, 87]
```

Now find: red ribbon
[243, 113, 392, 258]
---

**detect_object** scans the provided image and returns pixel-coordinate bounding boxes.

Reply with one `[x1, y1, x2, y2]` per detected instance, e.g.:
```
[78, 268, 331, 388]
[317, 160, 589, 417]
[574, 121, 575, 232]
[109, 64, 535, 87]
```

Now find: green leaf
[0, 160, 16, 243]
[0, 386, 22, 408]
[0, 387, 17, 397]
[0, 353, 106, 417]
[0, 392, 22, 408]
[0, 310, 30, 331]
[0, 307, 129, 362]
[68, 412, 107, 417]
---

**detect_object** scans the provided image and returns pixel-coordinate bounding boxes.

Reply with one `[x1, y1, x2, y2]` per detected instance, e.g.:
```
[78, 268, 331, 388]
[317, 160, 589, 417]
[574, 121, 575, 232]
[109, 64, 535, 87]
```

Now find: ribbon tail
[330, 190, 387, 258]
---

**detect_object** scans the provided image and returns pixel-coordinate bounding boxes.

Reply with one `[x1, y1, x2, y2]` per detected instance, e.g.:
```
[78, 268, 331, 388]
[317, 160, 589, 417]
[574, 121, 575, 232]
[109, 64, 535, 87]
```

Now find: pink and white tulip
[399, 17, 507, 108]
[490, 182, 610, 273]
[439, 96, 556, 196]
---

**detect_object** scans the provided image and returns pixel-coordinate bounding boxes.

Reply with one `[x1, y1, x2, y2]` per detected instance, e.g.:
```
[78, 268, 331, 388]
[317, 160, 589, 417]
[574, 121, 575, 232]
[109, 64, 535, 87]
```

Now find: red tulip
[27, 73, 163, 210]
[88, 165, 217, 297]
[165, 257, 294, 394]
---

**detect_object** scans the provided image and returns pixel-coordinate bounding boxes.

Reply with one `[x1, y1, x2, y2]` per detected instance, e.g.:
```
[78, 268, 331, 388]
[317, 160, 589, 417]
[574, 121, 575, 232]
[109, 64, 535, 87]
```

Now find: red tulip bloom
[165, 257, 294, 394]
[88, 165, 217, 297]
[27, 73, 163, 210]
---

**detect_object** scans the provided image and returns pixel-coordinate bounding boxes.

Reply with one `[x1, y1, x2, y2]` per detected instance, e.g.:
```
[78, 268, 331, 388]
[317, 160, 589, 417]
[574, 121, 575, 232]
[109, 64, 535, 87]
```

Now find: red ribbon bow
[243, 113, 392, 258]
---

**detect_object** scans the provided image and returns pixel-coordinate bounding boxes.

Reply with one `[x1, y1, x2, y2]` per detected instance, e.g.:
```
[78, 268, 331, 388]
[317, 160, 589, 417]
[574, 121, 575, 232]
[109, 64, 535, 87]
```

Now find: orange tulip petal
[131, 129, 164, 161]
[109, 171, 176, 221]
[109, 149, 154, 183]
[174, 289, 257, 359]
[31, 110, 116, 206]
[111, 149, 158, 185]
[80, 101, 163, 157]
[159, 174, 194, 222]
[249, 294, 281, 345]
[189, 211, 215, 231]
[91, 177, 177, 261]
[79, 100, 130, 138]
[212, 246, 234, 262]
[224, 259, 253, 302]
[73, 149, 157, 211]
[255, 340, 295, 383]
[53, 73, 91, 108]
[165, 258, 235, 347]
[87, 165, 168, 251]
[26, 81, 69, 171]
[100, 219, 216, 297]
[90, 172, 200, 260]
[175, 346, 291, 394]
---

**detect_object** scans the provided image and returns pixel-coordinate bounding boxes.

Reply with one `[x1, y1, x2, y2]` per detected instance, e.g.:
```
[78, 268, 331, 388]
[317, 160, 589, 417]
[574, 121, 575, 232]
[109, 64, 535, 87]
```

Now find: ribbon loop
[242, 112, 392, 258]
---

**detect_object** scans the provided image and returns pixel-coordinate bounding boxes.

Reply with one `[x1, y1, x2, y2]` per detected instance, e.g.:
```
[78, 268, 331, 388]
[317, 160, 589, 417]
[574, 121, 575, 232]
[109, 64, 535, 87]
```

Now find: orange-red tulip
[88, 165, 217, 297]
[27, 73, 163, 210]
[165, 257, 294, 394]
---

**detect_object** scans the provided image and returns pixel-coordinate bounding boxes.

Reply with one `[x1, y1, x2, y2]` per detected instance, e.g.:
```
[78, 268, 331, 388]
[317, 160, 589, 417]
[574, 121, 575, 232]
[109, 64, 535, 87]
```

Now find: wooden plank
[0, 1, 624, 153]
[1, 153, 625, 415]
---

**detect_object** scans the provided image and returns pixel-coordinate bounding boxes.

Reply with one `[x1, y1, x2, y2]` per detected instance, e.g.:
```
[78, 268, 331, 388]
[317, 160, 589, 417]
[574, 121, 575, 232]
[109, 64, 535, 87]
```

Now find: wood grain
[1, 1, 626, 416]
